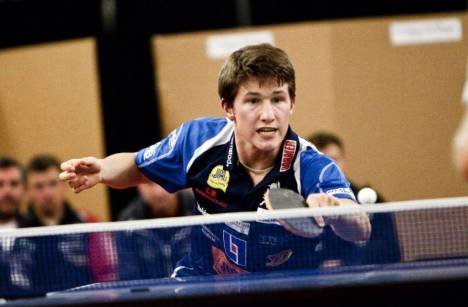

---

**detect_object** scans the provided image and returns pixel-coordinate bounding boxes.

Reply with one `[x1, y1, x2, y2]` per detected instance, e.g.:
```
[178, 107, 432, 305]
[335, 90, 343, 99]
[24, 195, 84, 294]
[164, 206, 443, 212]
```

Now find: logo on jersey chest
[223, 231, 247, 267]
[225, 137, 234, 168]
[207, 165, 230, 192]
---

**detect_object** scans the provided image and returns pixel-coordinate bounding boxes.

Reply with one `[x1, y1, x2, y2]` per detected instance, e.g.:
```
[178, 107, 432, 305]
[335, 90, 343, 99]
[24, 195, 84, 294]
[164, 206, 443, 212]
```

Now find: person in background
[308, 132, 400, 266]
[453, 69, 468, 181]
[0, 156, 26, 230]
[0, 156, 30, 297]
[116, 182, 193, 279]
[307, 132, 385, 202]
[118, 181, 193, 221]
[8, 154, 116, 297]
[22, 154, 91, 227]
[453, 110, 468, 180]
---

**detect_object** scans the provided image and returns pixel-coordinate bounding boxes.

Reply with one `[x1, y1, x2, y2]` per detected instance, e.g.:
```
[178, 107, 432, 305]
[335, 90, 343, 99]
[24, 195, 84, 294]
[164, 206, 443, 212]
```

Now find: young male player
[60, 43, 371, 276]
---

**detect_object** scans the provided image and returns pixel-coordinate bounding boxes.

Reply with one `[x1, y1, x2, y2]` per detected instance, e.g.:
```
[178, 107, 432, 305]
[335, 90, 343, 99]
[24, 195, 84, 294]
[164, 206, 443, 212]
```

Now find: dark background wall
[0, 0, 466, 219]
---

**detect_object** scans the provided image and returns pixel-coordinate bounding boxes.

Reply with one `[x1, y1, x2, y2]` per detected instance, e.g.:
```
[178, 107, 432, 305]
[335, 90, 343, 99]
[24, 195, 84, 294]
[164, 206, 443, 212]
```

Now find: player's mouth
[257, 127, 278, 136]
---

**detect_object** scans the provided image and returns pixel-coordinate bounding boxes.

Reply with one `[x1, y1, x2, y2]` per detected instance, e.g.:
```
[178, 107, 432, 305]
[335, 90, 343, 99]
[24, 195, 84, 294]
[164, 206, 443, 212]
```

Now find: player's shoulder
[296, 137, 340, 178]
[175, 117, 234, 157]
[297, 137, 335, 165]
[182, 117, 233, 138]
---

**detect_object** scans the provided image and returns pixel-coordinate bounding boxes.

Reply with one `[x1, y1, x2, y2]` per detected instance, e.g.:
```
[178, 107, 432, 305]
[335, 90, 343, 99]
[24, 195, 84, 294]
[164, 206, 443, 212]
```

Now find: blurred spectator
[308, 132, 400, 266]
[0, 154, 116, 298]
[453, 72, 468, 180]
[0, 156, 30, 297]
[0, 156, 26, 230]
[453, 110, 468, 180]
[22, 154, 90, 227]
[118, 182, 193, 220]
[116, 182, 194, 279]
[308, 132, 385, 202]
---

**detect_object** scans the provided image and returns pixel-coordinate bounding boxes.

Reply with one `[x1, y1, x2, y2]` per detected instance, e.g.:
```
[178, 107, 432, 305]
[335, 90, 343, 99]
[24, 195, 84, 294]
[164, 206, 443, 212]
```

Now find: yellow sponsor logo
[207, 165, 230, 193]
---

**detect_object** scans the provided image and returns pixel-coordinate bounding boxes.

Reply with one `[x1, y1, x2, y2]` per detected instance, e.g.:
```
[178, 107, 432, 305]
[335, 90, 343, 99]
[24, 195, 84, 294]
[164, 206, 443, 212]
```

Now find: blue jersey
[135, 117, 355, 275]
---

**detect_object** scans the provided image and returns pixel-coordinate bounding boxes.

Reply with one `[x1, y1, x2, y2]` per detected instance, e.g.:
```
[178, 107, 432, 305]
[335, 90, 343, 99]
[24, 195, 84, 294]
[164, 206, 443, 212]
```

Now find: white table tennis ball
[357, 187, 377, 204]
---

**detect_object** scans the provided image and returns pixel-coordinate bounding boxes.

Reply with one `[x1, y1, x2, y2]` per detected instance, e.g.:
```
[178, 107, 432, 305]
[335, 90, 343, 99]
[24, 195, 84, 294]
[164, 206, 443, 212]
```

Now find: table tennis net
[1, 196, 467, 299]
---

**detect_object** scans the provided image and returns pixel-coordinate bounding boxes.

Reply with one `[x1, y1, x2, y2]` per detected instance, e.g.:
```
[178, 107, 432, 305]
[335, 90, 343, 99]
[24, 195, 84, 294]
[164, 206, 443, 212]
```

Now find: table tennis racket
[264, 188, 324, 238]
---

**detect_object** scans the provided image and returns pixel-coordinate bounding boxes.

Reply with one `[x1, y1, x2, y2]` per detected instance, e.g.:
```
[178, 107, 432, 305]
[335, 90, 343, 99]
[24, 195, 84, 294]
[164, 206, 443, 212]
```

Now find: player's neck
[235, 139, 277, 171]
[238, 156, 274, 186]
[239, 161, 274, 175]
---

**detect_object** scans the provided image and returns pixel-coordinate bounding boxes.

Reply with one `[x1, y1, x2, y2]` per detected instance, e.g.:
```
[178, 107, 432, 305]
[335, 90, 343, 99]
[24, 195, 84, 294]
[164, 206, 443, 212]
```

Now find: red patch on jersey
[194, 188, 228, 208]
[212, 246, 249, 275]
[280, 140, 296, 172]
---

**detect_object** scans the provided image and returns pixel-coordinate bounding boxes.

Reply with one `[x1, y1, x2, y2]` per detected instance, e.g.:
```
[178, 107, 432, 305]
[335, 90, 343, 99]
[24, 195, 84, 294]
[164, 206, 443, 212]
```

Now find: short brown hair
[218, 43, 296, 107]
[26, 154, 61, 175]
[0, 155, 25, 182]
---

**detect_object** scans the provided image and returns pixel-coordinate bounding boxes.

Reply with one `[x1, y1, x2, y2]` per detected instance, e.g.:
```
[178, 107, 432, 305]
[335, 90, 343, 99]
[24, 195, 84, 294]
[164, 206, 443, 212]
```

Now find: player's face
[223, 78, 295, 156]
[27, 168, 65, 216]
[0, 167, 24, 220]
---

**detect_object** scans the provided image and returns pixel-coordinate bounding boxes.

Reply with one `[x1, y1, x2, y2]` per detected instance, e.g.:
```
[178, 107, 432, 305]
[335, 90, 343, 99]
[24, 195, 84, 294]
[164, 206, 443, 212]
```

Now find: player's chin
[254, 140, 281, 152]
[255, 134, 282, 146]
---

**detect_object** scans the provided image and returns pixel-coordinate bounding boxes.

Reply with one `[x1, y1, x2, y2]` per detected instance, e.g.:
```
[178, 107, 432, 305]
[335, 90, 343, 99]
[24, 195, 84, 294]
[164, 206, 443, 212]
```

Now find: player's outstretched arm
[306, 194, 371, 243]
[59, 152, 148, 193]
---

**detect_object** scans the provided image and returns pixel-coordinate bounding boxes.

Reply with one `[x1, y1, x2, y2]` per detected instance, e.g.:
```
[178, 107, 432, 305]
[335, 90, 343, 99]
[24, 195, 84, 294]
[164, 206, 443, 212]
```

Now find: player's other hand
[306, 193, 341, 227]
[306, 193, 340, 208]
[59, 157, 102, 193]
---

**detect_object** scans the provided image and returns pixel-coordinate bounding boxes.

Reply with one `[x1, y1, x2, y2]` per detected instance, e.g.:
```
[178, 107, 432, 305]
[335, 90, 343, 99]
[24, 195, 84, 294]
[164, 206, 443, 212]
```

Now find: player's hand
[59, 157, 103, 193]
[306, 193, 341, 227]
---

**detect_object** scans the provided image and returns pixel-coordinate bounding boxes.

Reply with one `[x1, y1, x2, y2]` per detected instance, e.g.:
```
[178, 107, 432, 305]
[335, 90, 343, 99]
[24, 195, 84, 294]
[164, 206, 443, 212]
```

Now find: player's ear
[221, 98, 235, 121]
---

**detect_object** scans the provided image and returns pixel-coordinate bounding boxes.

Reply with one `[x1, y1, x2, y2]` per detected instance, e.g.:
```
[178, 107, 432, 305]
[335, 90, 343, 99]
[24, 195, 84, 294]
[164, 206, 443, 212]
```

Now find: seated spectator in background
[0, 154, 117, 298]
[308, 132, 400, 266]
[0, 156, 30, 296]
[116, 182, 194, 279]
[22, 154, 91, 227]
[308, 132, 385, 202]
[453, 75, 468, 181]
[0, 156, 26, 230]
[118, 181, 193, 220]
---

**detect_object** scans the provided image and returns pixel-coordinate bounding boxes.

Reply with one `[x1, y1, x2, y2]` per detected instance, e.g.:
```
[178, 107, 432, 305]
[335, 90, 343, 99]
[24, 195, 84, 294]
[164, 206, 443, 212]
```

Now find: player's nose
[259, 101, 275, 121]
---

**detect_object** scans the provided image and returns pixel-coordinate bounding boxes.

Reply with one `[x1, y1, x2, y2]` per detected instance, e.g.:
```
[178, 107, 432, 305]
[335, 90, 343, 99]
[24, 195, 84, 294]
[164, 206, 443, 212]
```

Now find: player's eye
[272, 96, 286, 103]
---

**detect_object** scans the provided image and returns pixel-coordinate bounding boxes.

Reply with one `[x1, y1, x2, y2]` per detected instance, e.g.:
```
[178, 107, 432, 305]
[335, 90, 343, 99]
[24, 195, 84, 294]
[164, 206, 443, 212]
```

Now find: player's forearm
[326, 199, 371, 243]
[100, 152, 147, 189]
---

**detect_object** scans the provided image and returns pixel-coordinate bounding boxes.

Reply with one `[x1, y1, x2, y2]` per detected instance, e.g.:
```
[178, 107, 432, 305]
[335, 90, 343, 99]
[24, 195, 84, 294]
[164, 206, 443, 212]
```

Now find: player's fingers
[78, 157, 97, 168]
[263, 190, 273, 210]
[71, 177, 90, 194]
[67, 175, 86, 189]
[310, 194, 339, 207]
[306, 194, 327, 207]
[327, 194, 341, 207]
[313, 216, 325, 228]
[305, 195, 325, 227]
[59, 171, 76, 181]
[60, 159, 79, 172]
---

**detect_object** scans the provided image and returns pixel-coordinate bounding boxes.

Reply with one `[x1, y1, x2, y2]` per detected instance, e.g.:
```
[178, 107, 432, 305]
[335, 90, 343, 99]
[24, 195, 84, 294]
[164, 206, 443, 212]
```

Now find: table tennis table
[5, 258, 468, 307]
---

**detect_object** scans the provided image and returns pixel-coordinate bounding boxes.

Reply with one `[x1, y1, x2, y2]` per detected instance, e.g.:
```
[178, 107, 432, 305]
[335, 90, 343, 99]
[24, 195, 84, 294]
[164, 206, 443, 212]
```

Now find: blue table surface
[5, 258, 468, 306]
